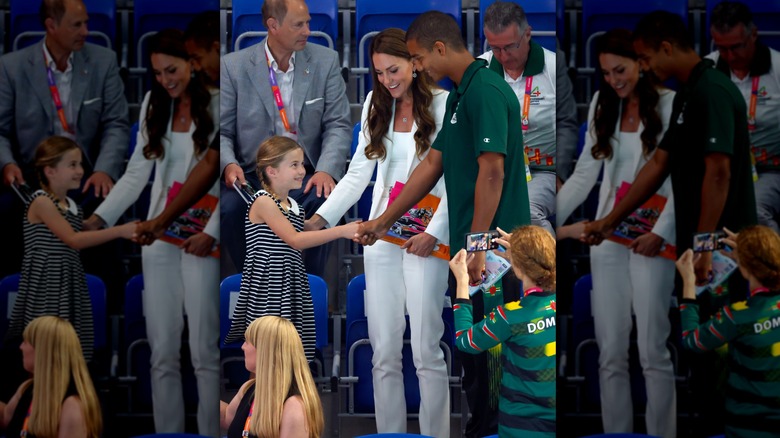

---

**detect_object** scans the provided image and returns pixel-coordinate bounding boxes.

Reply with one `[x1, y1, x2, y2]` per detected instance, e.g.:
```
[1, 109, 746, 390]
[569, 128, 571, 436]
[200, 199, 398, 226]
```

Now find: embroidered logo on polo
[757, 86, 772, 104]
[529, 85, 544, 106]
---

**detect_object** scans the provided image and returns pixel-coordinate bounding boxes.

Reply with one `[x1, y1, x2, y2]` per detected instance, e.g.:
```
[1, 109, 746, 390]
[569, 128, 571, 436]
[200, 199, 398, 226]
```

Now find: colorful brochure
[609, 181, 677, 260]
[381, 181, 450, 260]
[160, 181, 220, 258]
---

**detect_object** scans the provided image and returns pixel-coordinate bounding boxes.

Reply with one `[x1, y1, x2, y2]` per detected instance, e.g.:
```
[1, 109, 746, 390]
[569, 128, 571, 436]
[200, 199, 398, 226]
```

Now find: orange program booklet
[609, 181, 677, 260]
[160, 181, 220, 258]
[381, 181, 450, 260]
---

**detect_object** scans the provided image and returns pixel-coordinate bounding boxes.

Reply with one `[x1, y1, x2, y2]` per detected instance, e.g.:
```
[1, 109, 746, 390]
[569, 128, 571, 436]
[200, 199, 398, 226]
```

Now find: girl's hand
[181, 233, 216, 257]
[557, 221, 588, 241]
[449, 249, 474, 285]
[118, 221, 139, 240]
[401, 232, 437, 257]
[495, 226, 513, 251]
[340, 220, 362, 239]
[675, 249, 700, 288]
[722, 226, 738, 251]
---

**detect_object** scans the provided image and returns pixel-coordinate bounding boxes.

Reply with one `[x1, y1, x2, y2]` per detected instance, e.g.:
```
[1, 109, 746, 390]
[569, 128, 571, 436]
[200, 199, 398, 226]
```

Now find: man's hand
[694, 250, 713, 286]
[401, 232, 437, 257]
[467, 250, 486, 285]
[82, 171, 114, 198]
[303, 171, 336, 198]
[354, 219, 389, 246]
[629, 232, 664, 257]
[2, 163, 23, 186]
[224, 163, 244, 188]
[134, 218, 166, 246]
[181, 233, 216, 257]
[581, 218, 614, 246]
[83, 214, 106, 231]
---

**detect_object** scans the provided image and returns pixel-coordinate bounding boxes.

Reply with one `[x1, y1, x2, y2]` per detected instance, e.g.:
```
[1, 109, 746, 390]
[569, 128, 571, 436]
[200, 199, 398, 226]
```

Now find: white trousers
[756, 171, 780, 234]
[141, 240, 220, 437]
[528, 171, 557, 237]
[590, 240, 677, 438]
[364, 240, 450, 438]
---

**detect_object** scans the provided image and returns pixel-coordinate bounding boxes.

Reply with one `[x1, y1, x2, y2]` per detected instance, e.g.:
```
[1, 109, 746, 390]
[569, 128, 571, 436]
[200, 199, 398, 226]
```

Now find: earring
[191, 71, 196, 79]
[412, 70, 418, 79]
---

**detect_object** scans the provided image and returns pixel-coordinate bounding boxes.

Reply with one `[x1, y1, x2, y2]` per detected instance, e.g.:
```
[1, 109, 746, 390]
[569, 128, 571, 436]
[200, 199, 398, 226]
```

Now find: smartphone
[233, 178, 258, 204]
[465, 230, 501, 252]
[692, 231, 726, 252]
[10, 181, 35, 203]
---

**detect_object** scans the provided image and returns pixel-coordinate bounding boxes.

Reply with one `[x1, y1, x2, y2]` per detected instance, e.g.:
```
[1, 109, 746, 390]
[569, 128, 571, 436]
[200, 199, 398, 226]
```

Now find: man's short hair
[406, 11, 465, 52]
[633, 10, 694, 52]
[483, 1, 528, 35]
[184, 10, 220, 48]
[711, 1, 756, 35]
[262, 0, 289, 27]
[39, 0, 68, 28]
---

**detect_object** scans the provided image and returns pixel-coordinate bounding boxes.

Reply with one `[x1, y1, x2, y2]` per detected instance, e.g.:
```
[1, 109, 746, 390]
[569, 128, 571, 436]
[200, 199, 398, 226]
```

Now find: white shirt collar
[42, 37, 74, 73]
[264, 41, 296, 73]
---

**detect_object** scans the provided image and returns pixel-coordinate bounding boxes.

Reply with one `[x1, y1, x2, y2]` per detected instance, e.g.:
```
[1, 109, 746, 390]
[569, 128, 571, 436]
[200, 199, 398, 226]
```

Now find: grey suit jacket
[220, 39, 351, 180]
[0, 41, 129, 180]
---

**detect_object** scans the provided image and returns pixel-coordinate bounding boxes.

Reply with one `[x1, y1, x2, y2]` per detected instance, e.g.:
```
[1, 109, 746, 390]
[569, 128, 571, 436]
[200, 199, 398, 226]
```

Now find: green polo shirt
[658, 59, 757, 253]
[433, 59, 531, 256]
[486, 40, 557, 172]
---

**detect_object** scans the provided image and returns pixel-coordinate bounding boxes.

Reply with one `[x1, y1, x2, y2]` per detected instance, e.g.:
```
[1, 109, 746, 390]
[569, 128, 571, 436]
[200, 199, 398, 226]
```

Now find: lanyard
[520, 76, 533, 182]
[264, 50, 295, 134]
[524, 287, 544, 296]
[43, 49, 72, 135]
[20, 401, 31, 437]
[748, 76, 759, 182]
[242, 399, 254, 437]
[750, 286, 770, 297]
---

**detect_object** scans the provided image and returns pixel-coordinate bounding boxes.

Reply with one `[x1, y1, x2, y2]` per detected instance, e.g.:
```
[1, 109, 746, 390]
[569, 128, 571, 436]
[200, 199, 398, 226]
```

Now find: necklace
[402, 117, 408, 123]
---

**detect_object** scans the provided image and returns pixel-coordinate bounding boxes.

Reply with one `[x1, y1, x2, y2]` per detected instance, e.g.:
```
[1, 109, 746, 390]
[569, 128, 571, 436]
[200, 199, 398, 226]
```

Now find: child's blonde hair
[23, 316, 102, 438]
[255, 135, 304, 189]
[244, 316, 324, 438]
[34, 136, 80, 189]
[508, 225, 556, 291]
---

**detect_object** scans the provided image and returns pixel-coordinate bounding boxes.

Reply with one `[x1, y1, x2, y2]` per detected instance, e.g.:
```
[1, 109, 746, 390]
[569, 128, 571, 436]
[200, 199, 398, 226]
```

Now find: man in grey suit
[220, 0, 351, 276]
[0, 0, 128, 279]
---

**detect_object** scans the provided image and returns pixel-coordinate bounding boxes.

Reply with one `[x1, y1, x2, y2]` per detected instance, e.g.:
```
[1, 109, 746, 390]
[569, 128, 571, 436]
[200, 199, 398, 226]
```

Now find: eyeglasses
[715, 41, 749, 53]
[489, 41, 523, 55]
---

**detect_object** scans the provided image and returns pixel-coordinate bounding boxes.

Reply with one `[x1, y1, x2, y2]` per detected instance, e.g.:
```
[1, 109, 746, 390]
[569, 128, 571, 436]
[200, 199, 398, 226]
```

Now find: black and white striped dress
[224, 190, 316, 362]
[8, 190, 94, 360]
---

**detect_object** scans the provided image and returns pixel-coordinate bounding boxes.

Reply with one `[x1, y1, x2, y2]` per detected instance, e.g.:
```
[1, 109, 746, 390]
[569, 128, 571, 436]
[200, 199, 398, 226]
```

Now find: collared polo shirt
[432, 59, 531, 256]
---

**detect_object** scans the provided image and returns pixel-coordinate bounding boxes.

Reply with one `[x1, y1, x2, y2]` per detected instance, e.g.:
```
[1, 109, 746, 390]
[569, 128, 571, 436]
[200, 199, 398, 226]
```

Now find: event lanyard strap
[521, 76, 533, 182]
[748, 76, 759, 132]
[524, 287, 544, 296]
[265, 50, 295, 134]
[20, 402, 31, 437]
[43, 49, 72, 134]
[242, 399, 254, 437]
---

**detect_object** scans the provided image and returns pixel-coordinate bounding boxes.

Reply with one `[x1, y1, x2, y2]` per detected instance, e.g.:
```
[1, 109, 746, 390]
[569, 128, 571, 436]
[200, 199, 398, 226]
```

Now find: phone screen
[692, 231, 726, 252]
[465, 230, 500, 252]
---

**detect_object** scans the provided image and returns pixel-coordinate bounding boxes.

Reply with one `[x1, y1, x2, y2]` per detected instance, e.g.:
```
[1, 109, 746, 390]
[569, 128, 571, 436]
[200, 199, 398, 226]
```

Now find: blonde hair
[34, 136, 80, 190]
[736, 225, 780, 290]
[245, 316, 323, 438]
[509, 226, 556, 291]
[23, 316, 102, 438]
[255, 136, 304, 192]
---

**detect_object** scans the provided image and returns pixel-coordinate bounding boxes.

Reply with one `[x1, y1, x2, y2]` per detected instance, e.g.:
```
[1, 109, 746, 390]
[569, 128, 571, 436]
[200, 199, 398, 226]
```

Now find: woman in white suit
[557, 29, 677, 438]
[86, 29, 220, 436]
[307, 28, 450, 438]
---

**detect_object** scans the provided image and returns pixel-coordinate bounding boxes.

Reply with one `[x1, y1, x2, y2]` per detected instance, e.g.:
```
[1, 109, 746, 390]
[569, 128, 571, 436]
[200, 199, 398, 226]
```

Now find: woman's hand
[675, 249, 701, 298]
[629, 232, 664, 257]
[401, 232, 437, 257]
[181, 232, 216, 257]
[449, 249, 474, 287]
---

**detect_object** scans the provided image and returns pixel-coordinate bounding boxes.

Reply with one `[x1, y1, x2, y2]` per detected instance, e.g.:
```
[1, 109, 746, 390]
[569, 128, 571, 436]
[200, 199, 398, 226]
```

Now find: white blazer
[557, 89, 676, 244]
[316, 89, 450, 244]
[95, 88, 221, 240]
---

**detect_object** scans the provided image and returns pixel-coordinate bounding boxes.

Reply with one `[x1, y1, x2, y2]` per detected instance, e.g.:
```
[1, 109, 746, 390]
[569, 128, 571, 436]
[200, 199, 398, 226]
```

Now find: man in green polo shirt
[479, 1, 558, 237]
[583, 11, 757, 436]
[354, 10, 531, 438]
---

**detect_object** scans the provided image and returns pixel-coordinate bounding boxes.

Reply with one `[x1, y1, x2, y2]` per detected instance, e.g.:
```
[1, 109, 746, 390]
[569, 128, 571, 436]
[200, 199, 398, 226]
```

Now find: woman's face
[242, 340, 256, 372]
[20, 340, 34, 373]
[151, 53, 191, 99]
[372, 52, 414, 100]
[599, 53, 640, 99]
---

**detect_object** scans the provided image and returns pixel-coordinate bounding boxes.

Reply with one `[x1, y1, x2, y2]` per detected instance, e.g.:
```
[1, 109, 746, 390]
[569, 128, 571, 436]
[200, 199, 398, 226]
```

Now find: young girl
[6, 136, 136, 361]
[224, 136, 360, 361]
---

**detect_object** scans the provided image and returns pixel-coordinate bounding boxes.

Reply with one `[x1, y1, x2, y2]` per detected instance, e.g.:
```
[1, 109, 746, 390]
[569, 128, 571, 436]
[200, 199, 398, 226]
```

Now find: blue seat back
[478, 0, 558, 53]
[231, 0, 338, 51]
[706, 0, 780, 51]
[9, 0, 115, 51]
[307, 273, 328, 350]
[124, 274, 146, 343]
[219, 273, 243, 349]
[85, 274, 107, 350]
[0, 273, 21, 341]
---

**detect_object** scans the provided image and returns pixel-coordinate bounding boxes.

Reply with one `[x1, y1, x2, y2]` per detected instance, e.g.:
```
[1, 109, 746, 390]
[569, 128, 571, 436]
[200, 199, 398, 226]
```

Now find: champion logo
[710, 137, 717, 143]
[450, 113, 457, 124]
[483, 138, 491, 143]
[677, 112, 684, 124]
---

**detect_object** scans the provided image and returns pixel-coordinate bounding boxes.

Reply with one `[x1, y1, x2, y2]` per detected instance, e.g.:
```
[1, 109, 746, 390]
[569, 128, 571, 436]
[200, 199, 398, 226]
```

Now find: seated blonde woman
[2, 316, 101, 438]
[221, 315, 324, 438]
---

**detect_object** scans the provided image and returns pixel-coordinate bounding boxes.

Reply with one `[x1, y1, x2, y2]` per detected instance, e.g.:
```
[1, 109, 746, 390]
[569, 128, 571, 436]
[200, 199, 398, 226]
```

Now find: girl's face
[151, 53, 191, 99]
[45, 148, 83, 191]
[20, 339, 34, 373]
[266, 148, 306, 191]
[599, 53, 641, 99]
[242, 340, 256, 372]
[372, 53, 414, 100]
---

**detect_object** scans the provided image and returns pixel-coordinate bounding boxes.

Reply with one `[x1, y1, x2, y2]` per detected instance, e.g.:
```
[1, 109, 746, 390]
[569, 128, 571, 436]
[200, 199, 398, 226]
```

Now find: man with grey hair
[479, 1, 571, 236]
[706, 1, 780, 233]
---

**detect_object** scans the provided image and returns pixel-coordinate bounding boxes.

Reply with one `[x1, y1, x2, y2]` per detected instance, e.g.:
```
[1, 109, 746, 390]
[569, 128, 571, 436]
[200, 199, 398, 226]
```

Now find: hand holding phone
[465, 230, 500, 252]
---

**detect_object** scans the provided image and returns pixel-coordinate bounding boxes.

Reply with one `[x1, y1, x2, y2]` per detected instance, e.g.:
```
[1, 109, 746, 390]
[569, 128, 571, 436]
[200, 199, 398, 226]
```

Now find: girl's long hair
[365, 28, 436, 161]
[592, 28, 662, 160]
[245, 316, 323, 438]
[143, 28, 213, 160]
[509, 225, 556, 291]
[24, 316, 102, 438]
[737, 225, 780, 290]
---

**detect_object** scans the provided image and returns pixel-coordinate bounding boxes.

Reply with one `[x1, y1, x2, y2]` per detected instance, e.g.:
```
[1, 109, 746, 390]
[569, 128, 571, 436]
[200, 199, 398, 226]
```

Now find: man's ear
[660, 40, 673, 56]
[266, 17, 278, 33]
[211, 41, 220, 53]
[44, 17, 56, 34]
[433, 40, 446, 56]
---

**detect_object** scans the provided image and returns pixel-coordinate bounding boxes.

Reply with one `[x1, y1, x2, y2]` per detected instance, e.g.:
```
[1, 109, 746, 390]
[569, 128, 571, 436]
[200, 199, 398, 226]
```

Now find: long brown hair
[255, 136, 304, 193]
[509, 226, 556, 291]
[365, 28, 436, 161]
[143, 28, 213, 160]
[736, 225, 780, 290]
[592, 28, 662, 160]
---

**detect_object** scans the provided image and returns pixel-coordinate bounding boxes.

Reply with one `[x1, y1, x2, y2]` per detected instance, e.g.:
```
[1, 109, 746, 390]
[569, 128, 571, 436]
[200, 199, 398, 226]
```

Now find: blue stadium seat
[9, 0, 115, 51]
[0, 273, 21, 341]
[308, 274, 328, 352]
[354, 0, 462, 99]
[706, 0, 780, 51]
[231, 0, 338, 52]
[478, 0, 558, 53]
[219, 273, 242, 349]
